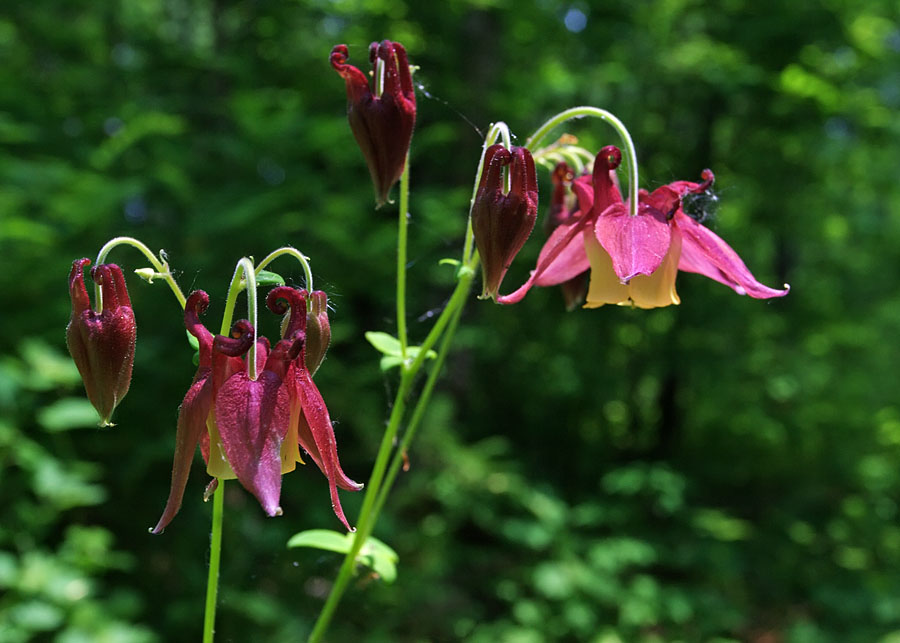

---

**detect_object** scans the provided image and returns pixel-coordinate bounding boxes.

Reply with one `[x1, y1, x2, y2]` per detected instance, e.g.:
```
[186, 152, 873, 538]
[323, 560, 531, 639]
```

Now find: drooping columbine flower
[472, 144, 539, 300]
[67, 258, 137, 426]
[499, 146, 789, 308]
[153, 287, 361, 534]
[330, 40, 416, 207]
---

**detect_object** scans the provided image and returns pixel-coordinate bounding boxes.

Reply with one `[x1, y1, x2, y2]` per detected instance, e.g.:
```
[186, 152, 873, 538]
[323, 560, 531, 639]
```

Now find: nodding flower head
[66, 258, 137, 426]
[471, 144, 539, 301]
[330, 40, 416, 207]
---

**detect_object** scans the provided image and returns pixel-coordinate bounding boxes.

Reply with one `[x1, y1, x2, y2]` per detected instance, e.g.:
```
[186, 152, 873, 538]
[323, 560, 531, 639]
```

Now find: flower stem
[94, 236, 187, 311]
[397, 156, 411, 361]
[222, 258, 258, 380]
[202, 480, 225, 643]
[525, 106, 640, 217]
[372, 295, 466, 518]
[309, 129, 492, 641]
[255, 247, 314, 293]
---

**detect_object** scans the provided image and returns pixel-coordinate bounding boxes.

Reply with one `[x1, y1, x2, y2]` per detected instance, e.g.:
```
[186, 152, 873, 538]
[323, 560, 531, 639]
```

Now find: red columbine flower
[499, 146, 789, 308]
[153, 288, 360, 534]
[472, 144, 539, 300]
[67, 258, 137, 426]
[330, 40, 416, 207]
[541, 162, 589, 310]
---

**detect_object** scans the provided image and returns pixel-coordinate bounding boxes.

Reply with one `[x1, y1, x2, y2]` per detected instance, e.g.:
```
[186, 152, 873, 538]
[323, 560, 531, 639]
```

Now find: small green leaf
[287, 529, 351, 555]
[439, 258, 461, 267]
[360, 536, 399, 584]
[365, 331, 402, 356]
[37, 398, 102, 431]
[379, 355, 403, 371]
[288, 531, 399, 583]
[378, 345, 438, 371]
[256, 270, 285, 287]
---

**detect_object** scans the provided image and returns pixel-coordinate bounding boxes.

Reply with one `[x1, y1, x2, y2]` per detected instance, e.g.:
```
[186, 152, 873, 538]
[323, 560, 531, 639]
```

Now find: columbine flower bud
[330, 40, 416, 207]
[471, 145, 539, 300]
[66, 258, 137, 426]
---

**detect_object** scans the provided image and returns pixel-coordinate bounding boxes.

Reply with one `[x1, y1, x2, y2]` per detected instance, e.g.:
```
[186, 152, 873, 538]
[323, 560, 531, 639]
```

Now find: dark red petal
[295, 366, 362, 532]
[151, 372, 214, 534]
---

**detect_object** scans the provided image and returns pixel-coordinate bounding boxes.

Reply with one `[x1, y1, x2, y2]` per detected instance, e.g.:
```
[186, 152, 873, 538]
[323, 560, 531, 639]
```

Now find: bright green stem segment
[526, 106, 640, 217]
[202, 481, 225, 643]
[94, 236, 187, 311]
[256, 246, 314, 294]
[308, 126, 495, 643]
[397, 156, 411, 360]
[222, 258, 258, 380]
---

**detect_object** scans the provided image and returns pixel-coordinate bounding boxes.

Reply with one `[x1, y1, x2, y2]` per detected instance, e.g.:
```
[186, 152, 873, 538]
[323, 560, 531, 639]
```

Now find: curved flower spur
[67, 258, 137, 426]
[153, 287, 361, 534]
[330, 40, 416, 207]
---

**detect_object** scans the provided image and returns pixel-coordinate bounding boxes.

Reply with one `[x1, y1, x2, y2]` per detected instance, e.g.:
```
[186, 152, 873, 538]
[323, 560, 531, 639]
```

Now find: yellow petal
[206, 411, 237, 480]
[584, 230, 629, 308]
[280, 402, 303, 474]
[628, 231, 682, 309]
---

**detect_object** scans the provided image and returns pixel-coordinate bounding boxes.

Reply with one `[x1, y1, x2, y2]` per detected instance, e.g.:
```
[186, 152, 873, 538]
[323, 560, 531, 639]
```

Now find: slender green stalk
[202, 481, 225, 643]
[309, 127, 491, 641]
[255, 246, 314, 294]
[525, 106, 640, 217]
[202, 256, 261, 643]
[307, 371, 414, 642]
[221, 258, 258, 379]
[94, 236, 186, 311]
[373, 295, 467, 518]
[397, 158, 411, 360]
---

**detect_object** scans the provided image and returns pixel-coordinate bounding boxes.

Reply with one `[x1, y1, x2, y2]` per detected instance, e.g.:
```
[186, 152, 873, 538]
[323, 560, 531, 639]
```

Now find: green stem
[307, 370, 414, 643]
[255, 247, 314, 294]
[308, 126, 492, 641]
[202, 481, 225, 643]
[397, 157, 411, 361]
[525, 106, 640, 217]
[222, 258, 258, 379]
[372, 298, 466, 518]
[94, 236, 186, 311]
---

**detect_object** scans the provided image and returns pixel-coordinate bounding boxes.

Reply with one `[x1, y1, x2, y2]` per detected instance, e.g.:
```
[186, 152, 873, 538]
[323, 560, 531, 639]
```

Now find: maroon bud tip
[599, 145, 622, 171]
[214, 320, 255, 357]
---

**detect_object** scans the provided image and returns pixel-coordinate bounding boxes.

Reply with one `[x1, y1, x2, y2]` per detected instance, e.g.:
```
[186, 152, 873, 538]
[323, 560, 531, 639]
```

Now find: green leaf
[439, 258, 461, 267]
[287, 530, 399, 583]
[255, 270, 285, 287]
[37, 398, 102, 431]
[365, 331, 402, 356]
[379, 345, 438, 371]
[287, 529, 351, 555]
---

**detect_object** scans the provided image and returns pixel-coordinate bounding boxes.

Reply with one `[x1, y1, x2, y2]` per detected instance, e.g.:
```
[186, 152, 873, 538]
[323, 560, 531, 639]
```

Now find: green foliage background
[2, 0, 899, 641]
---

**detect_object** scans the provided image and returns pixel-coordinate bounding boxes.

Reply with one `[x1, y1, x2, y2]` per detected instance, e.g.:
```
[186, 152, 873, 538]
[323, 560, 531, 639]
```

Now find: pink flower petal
[674, 211, 789, 299]
[215, 371, 291, 517]
[594, 202, 671, 282]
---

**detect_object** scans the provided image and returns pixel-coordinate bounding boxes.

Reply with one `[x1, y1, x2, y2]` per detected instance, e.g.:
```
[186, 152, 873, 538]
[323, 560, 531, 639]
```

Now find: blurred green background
[2, 0, 899, 641]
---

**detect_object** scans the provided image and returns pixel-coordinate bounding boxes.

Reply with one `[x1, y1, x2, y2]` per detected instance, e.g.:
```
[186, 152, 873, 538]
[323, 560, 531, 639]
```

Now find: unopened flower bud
[472, 145, 539, 300]
[66, 258, 137, 426]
